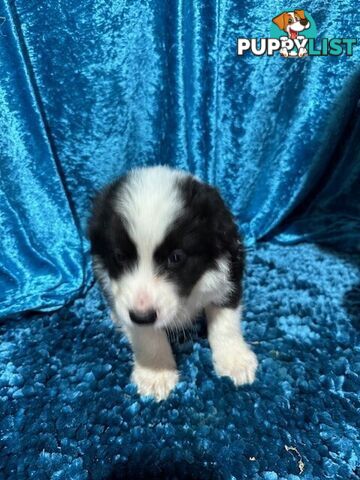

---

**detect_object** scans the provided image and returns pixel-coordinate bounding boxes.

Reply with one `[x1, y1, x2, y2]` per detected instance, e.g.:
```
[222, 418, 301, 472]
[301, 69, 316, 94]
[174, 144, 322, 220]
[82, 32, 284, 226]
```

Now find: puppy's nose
[129, 309, 157, 325]
[300, 18, 308, 26]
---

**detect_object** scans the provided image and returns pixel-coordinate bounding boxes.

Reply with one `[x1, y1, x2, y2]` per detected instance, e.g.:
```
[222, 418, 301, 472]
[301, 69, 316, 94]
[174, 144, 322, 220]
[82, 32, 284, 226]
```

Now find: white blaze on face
[111, 166, 187, 327]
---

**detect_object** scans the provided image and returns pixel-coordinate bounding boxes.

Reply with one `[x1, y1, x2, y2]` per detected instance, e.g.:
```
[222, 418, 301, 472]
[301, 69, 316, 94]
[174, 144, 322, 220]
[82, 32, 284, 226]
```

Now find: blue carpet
[1, 242, 359, 480]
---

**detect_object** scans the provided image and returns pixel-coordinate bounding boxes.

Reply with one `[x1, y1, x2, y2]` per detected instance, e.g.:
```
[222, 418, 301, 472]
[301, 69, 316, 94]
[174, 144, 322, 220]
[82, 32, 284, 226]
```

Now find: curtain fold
[0, 0, 84, 317]
[0, 0, 359, 316]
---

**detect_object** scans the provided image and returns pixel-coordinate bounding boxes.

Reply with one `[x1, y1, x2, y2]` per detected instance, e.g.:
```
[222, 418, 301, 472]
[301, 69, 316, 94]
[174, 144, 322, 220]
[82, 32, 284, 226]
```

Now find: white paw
[213, 344, 258, 386]
[298, 47, 307, 57]
[131, 365, 179, 401]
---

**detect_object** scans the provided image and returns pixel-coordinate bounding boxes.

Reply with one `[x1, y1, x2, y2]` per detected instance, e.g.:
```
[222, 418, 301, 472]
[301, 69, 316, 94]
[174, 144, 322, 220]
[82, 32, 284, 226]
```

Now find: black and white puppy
[88, 166, 258, 400]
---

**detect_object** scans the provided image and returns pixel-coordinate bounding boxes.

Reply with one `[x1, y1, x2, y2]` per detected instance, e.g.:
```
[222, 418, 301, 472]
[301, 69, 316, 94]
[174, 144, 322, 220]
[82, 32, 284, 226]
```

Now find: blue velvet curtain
[1, 0, 359, 317]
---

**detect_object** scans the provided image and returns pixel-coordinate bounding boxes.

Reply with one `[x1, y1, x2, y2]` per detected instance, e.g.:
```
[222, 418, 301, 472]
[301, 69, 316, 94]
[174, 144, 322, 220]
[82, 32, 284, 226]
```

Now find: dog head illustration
[272, 10, 310, 39]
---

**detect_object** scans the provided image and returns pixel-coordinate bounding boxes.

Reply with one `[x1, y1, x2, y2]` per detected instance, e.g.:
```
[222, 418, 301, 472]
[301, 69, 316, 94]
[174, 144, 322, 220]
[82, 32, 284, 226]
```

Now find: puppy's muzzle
[129, 309, 157, 325]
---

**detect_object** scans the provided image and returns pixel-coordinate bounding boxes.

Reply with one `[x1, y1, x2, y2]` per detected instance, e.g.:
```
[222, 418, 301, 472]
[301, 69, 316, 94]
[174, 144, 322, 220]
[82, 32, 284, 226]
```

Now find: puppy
[272, 10, 310, 57]
[88, 166, 258, 401]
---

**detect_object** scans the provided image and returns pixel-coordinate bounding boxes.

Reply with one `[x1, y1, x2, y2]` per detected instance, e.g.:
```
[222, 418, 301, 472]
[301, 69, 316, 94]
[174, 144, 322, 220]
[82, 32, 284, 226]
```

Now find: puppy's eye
[114, 249, 127, 266]
[288, 18, 293, 24]
[167, 249, 186, 267]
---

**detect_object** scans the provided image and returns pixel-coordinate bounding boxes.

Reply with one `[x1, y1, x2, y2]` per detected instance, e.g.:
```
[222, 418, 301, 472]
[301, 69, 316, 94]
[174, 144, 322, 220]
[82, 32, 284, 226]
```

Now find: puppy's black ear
[179, 176, 245, 307]
[87, 176, 125, 255]
[87, 186, 110, 247]
[181, 177, 241, 247]
[181, 177, 243, 250]
[180, 176, 222, 218]
[201, 183, 245, 308]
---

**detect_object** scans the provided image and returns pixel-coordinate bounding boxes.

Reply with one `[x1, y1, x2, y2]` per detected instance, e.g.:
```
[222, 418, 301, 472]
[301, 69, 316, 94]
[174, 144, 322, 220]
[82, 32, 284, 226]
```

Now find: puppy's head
[88, 167, 241, 330]
[272, 10, 310, 39]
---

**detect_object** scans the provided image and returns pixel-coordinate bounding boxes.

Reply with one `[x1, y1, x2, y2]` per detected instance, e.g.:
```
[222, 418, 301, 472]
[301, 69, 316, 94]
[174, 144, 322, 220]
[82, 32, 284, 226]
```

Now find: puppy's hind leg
[125, 325, 179, 401]
[205, 305, 258, 386]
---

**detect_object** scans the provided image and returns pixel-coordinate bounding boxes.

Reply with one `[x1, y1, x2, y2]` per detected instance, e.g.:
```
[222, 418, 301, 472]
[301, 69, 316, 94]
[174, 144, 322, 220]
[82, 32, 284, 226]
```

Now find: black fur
[161, 176, 244, 306]
[88, 176, 138, 279]
[88, 173, 244, 309]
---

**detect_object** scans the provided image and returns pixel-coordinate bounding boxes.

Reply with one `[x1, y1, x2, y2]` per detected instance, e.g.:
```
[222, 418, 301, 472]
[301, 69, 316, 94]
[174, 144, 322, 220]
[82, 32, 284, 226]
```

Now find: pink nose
[134, 292, 153, 313]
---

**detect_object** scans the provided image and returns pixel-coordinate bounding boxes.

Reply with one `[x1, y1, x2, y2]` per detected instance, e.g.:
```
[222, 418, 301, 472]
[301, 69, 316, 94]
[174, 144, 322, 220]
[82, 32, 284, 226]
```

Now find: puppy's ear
[87, 186, 110, 241]
[87, 177, 125, 257]
[272, 12, 288, 31]
[294, 9, 306, 19]
[187, 180, 245, 300]
[182, 177, 241, 252]
[87, 176, 127, 240]
[87, 189, 110, 260]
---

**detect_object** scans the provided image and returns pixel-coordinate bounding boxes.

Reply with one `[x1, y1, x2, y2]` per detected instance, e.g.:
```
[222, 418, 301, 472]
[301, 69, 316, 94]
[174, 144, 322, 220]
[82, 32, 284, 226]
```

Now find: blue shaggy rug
[1, 242, 359, 480]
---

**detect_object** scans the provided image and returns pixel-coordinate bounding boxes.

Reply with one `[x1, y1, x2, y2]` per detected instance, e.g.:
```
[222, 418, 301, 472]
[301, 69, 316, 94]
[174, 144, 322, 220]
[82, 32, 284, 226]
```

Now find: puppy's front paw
[213, 344, 258, 386]
[131, 365, 179, 401]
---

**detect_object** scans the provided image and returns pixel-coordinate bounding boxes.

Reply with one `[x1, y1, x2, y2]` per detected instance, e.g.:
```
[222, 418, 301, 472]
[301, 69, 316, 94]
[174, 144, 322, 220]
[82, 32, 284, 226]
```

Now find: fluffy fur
[88, 166, 258, 400]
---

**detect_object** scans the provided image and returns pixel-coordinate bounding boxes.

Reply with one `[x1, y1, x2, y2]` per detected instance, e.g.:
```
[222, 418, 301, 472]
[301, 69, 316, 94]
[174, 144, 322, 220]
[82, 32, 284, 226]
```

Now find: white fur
[95, 166, 258, 400]
[108, 167, 234, 331]
[182, 257, 233, 321]
[206, 306, 258, 385]
[115, 166, 186, 251]
[125, 325, 179, 401]
[110, 167, 186, 328]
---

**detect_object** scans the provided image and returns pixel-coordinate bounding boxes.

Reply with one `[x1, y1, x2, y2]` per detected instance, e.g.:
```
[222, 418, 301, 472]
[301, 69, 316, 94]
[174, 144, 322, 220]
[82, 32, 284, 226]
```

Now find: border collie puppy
[88, 166, 258, 400]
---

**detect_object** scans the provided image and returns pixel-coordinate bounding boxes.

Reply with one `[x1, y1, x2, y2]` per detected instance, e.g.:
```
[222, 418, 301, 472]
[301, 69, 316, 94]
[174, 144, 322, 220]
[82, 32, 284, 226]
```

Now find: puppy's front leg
[125, 325, 179, 401]
[206, 305, 258, 385]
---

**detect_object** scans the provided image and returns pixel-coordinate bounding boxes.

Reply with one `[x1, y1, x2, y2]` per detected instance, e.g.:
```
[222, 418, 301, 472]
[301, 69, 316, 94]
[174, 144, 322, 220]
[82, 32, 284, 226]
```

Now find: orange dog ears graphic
[272, 10, 306, 32]
[294, 9, 306, 20]
[272, 12, 291, 32]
